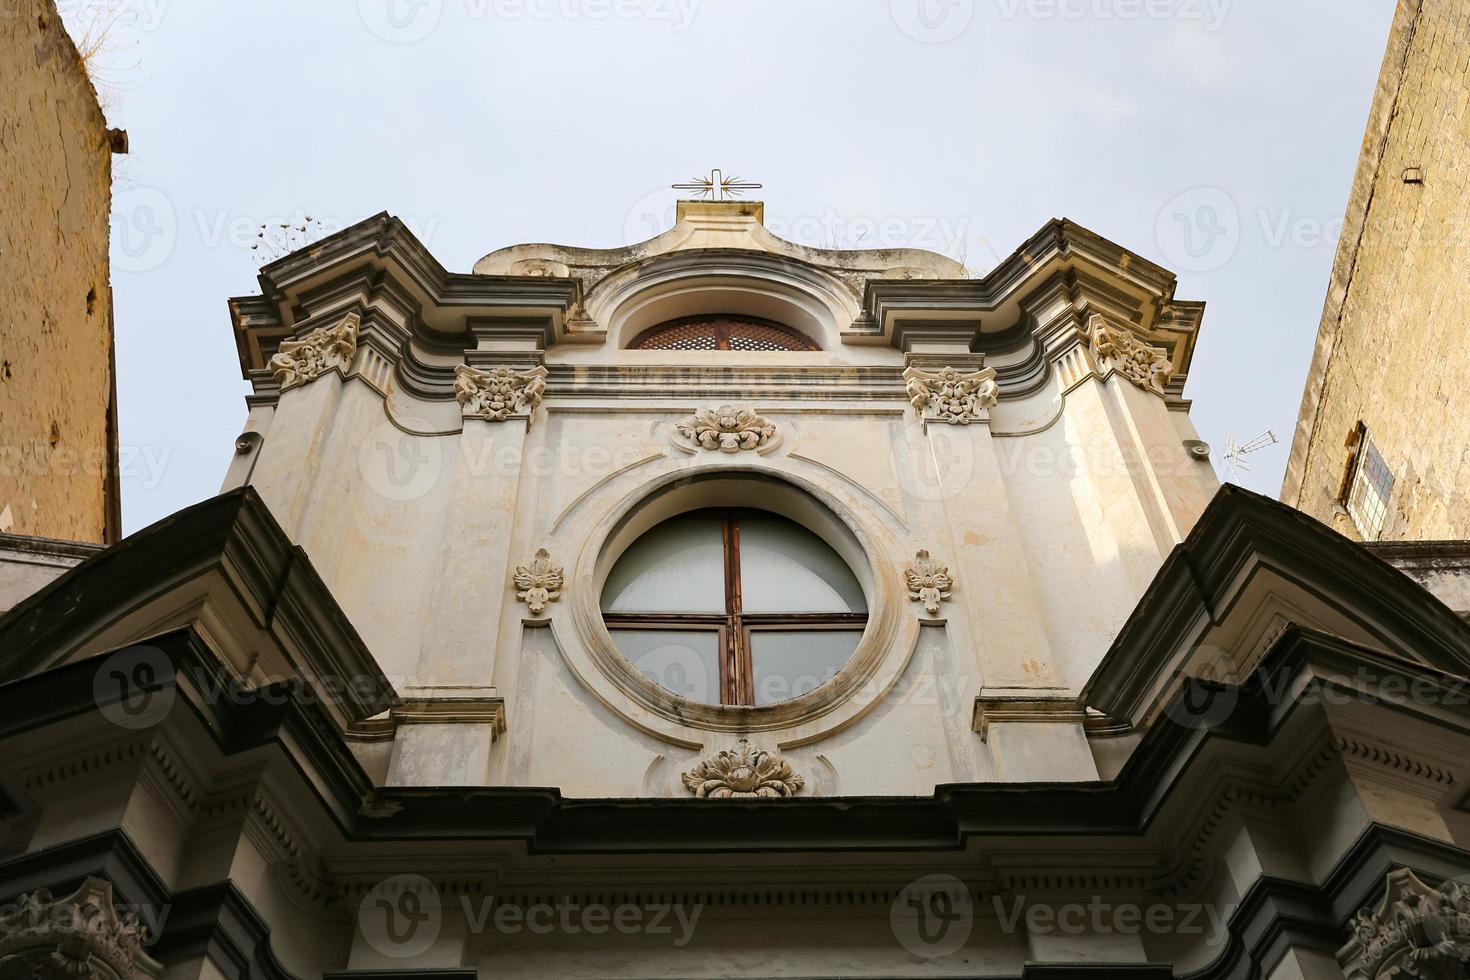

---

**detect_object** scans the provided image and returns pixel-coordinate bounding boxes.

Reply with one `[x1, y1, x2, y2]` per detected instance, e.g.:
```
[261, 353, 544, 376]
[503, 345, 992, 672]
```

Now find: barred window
[1344, 425, 1394, 540]
[630, 315, 818, 352]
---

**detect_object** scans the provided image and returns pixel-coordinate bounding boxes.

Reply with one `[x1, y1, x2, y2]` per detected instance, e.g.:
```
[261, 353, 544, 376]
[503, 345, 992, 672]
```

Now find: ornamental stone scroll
[454, 364, 549, 423]
[269, 312, 359, 391]
[671, 405, 781, 455]
[1087, 314, 1173, 397]
[903, 366, 1000, 425]
[0, 878, 163, 980]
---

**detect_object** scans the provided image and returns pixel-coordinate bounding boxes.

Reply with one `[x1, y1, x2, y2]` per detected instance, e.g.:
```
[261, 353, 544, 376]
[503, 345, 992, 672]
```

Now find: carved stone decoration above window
[513, 548, 564, 615]
[0, 877, 163, 980]
[269, 312, 359, 391]
[902, 366, 1000, 425]
[672, 405, 779, 454]
[454, 364, 549, 423]
[1088, 314, 1174, 397]
[1339, 869, 1470, 980]
[904, 550, 954, 616]
[681, 739, 805, 798]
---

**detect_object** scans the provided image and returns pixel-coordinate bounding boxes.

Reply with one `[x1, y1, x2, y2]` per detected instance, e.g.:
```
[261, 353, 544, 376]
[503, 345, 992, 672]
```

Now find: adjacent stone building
[0, 0, 123, 544]
[1281, 0, 1470, 542]
[4, 198, 1470, 978]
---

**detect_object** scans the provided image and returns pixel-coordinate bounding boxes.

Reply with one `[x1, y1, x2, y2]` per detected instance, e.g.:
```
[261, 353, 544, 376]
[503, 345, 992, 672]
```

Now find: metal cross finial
[672, 169, 763, 202]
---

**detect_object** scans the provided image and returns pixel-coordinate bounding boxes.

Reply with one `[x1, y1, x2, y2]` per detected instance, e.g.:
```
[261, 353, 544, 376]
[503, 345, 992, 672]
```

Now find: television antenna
[1222, 430, 1279, 480]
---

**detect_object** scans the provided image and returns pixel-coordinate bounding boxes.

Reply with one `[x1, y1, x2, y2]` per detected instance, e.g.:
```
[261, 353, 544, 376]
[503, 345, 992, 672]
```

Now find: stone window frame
[1341, 422, 1394, 540]
[564, 467, 916, 738]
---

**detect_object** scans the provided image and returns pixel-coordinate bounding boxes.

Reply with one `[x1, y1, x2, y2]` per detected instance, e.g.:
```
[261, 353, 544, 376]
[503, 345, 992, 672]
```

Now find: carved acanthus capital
[1087, 314, 1173, 397]
[904, 550, 954, 616]
[681, 739, 805, 798]
[455, 364, 549, 423]
[513, 548, 564, 615]
[673, 405, 779, 454]
[1339, 869, 1470, 979]
[902, 365, 1000, 425]
[0, 878, 162, 980]
[269, 313, 359, 391]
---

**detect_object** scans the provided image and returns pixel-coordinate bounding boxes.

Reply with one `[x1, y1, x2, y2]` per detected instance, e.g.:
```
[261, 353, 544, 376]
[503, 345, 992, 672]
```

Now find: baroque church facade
[3, 199, 1470, 979]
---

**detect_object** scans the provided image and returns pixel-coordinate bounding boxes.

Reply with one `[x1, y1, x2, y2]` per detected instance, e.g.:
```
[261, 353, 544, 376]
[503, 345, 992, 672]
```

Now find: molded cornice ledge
[0, 488, 397, 730]
[228, 213, 579, 384]
[1083, 484, 1470, 730]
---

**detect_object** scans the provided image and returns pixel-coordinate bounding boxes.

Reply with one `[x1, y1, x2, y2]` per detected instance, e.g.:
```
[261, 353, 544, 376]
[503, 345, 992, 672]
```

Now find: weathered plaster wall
[1282, 0, 1470, 541]
[0, 0, 117, 543]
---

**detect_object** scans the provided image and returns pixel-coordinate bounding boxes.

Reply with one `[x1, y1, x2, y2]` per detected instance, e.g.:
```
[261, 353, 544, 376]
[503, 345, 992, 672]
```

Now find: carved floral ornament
[904, 550, 954, 616]
[0, 878, 162, 980]
[1340, 869, 1470, 980]
[672, 405, 779, 454]
[902, 366, 1000, 425]
[1087, 314, 1174, 397]
[269, 312, 359, 391]
[513, 548, 564, 615]
[681, 739, 805, 798]
[455, 364, 549, 423]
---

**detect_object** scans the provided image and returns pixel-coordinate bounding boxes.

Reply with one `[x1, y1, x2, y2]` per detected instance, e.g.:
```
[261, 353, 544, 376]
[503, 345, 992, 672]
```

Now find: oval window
[601, 509, 867, 706]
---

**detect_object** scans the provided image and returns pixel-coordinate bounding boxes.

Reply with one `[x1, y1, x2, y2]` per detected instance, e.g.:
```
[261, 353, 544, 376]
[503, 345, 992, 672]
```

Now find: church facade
[3, 200, 1470, 979]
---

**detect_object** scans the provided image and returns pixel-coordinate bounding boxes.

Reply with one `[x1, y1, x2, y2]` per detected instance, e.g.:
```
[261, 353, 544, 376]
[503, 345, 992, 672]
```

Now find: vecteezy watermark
[1156, 187, 1362, 274]
[55, 0, 170, 32]
[93, 645, 176, 730]
[358, 0, 700, 43]
[622, 186, 972, 254]
[112, 187, 179, 274]
[890, 0, 975, 43]
[890, 874, 974, 959]
[1155, 187, 1241, 274]
[461, 896, 702, 944]
[994, 895, 1233, 945]
[994, 0, 1230, 31]
[0, 441, 170, 490]
[359, 876, 702, 956]
[360, 875, 444, 959]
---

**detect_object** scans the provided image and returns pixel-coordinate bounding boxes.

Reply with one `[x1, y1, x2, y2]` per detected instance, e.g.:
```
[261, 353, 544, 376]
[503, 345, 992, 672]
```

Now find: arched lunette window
[601, 509, 867, 707]
[629, 315, 819, 352]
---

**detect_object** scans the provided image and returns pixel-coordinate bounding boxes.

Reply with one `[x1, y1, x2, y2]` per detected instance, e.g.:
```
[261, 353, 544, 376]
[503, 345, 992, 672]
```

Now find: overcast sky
[78, 0, 1395, 533]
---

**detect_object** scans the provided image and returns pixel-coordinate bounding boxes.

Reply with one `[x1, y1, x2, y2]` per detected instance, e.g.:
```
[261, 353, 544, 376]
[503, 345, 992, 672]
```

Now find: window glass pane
[749, 630, 863, 706]
[611, 629, 721, 704]
[737, 511, 867, 614]
[602, 512, 726, 614]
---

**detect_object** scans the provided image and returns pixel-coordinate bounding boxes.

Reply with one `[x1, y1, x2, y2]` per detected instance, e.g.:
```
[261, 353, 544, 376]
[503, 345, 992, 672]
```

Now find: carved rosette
[513, 548, 564, 615]
[681, 740, 805, 798]
[673, 405, 779, 454]
[0, 878, 162, 980]
[1087, 314, 1173, 397]
[269, 313, 360, 391]
[902, 366, 1000, 425]
[904, 550, 954, 616]
[454, 364, 549, 423]
[1339, 869, 1470, 979]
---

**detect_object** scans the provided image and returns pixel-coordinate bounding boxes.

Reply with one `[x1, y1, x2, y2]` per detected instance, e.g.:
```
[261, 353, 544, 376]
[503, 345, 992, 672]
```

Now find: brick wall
[1282, 0, 1470, 541]
[0, 0, 119, 543]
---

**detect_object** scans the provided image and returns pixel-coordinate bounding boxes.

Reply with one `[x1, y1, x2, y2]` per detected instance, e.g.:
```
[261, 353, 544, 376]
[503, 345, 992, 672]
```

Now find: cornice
[1082, 484, 1470, 726]
[0, 489, 398, 729]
